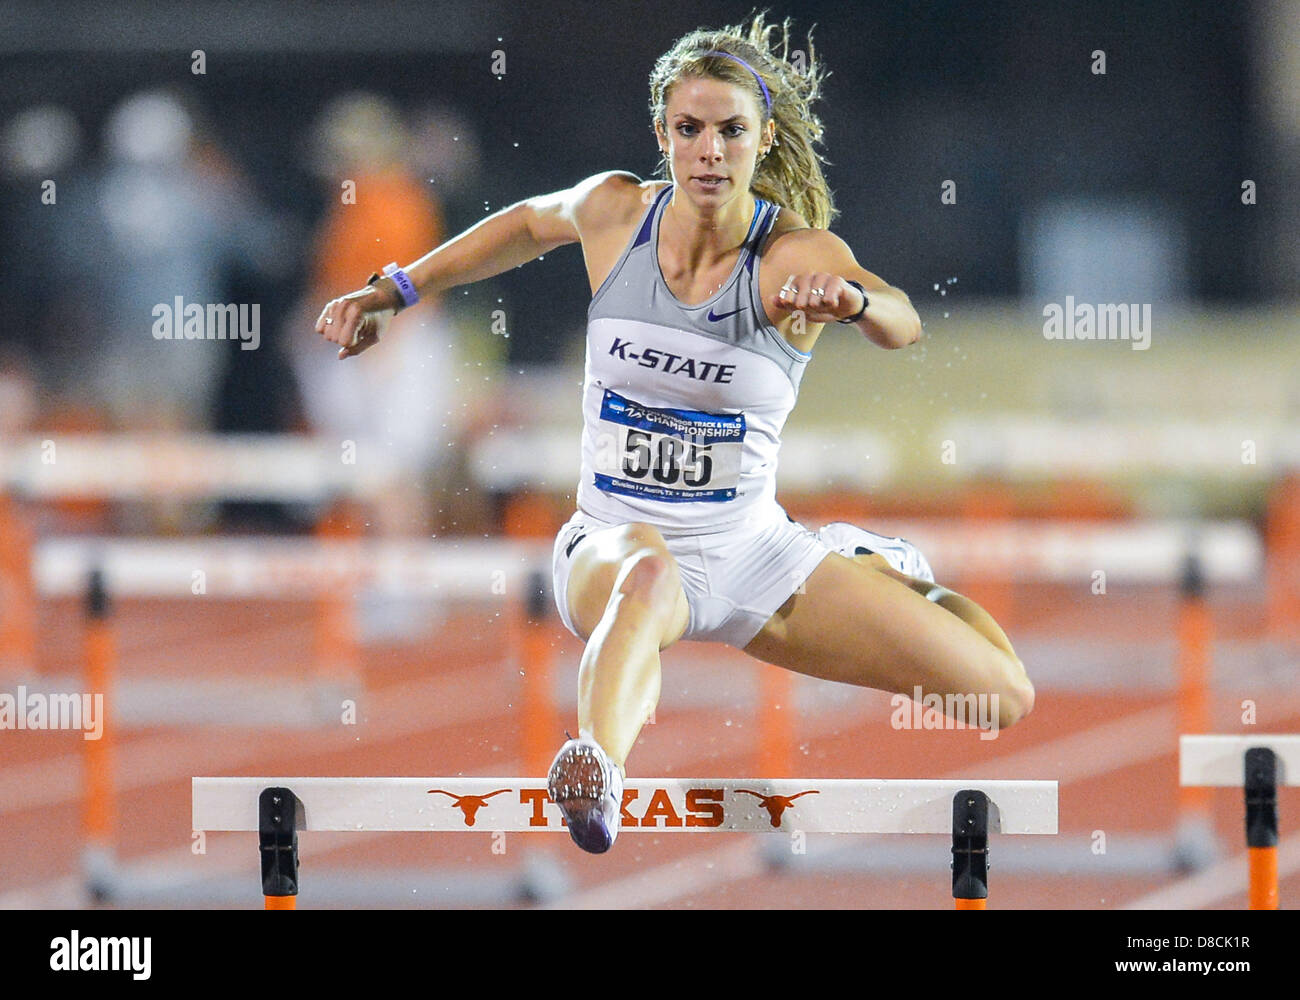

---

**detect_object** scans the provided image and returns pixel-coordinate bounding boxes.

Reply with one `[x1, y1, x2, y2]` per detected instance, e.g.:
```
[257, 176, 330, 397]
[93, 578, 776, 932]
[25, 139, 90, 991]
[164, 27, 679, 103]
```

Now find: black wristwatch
[837, 280, 868, 324]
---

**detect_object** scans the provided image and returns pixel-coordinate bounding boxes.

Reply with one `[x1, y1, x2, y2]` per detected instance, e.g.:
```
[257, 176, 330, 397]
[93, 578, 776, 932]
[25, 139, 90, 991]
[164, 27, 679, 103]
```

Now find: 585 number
[622, 430, 712, 486]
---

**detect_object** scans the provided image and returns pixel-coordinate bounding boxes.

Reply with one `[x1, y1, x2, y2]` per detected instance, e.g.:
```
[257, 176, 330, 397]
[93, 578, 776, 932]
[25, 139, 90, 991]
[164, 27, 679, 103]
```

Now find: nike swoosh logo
[707, 307, 744, 322]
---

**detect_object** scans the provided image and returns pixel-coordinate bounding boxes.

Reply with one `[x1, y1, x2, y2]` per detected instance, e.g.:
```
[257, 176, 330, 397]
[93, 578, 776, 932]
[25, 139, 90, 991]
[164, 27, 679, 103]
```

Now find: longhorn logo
[735, 789, 819, 827]
[427, 788, 511, 826]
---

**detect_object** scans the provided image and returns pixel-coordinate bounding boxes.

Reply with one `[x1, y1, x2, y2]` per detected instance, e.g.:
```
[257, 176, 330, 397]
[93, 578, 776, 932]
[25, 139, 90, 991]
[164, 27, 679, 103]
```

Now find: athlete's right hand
[315, 286, 395, 360]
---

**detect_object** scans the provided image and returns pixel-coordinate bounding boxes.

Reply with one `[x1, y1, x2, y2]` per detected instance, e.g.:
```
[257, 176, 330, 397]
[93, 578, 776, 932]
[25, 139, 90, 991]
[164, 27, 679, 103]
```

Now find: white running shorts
[551, 509, 935, 649]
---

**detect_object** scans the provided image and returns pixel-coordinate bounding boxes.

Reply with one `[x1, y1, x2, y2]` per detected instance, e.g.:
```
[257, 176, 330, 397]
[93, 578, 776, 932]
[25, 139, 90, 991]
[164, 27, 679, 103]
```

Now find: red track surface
[2, 581, 1298, 911]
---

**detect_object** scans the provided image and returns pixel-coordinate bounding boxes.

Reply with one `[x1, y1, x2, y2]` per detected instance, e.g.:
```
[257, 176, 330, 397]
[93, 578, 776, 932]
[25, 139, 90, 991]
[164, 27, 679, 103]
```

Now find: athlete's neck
[662, 188, 757, 268]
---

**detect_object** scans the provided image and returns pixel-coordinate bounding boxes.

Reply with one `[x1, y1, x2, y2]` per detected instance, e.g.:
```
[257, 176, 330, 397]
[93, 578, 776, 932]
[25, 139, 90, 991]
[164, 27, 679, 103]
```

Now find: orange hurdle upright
[1266, 475, 1300, 637]
[757, 668, 797, 778]
[517, 569, 559, 777]
[959, 482, 1015, 630]
[81, 568, 117, 898]
[504, 492, 563, 776]
[0, 494, 37, 681]
[1176, 550, 1213, 827]
[312, 498, 362, 690]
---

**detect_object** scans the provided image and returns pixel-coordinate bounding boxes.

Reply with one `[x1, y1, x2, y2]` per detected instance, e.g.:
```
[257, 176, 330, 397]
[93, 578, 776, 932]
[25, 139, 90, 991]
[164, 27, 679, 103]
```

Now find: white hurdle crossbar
[1, 433, 396, 501]
[193, 776, 1057, 835]
[1179, 735, 1300, 788]
[193, 776, 1057, 909]
[1180, 735, 1299, 910]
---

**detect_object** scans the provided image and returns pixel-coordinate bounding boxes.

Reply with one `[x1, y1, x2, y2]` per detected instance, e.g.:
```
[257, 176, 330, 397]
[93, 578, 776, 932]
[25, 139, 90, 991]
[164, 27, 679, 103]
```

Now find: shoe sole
[548, 746, 617, 854]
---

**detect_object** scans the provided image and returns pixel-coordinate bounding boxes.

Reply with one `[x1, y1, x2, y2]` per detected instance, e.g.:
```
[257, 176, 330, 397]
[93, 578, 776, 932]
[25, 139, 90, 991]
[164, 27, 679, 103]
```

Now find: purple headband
[701, 50, 772, 114]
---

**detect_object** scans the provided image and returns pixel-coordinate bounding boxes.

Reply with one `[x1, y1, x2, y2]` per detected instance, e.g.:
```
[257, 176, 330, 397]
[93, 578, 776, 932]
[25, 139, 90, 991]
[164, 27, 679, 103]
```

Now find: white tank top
[575, 184, 811, 534]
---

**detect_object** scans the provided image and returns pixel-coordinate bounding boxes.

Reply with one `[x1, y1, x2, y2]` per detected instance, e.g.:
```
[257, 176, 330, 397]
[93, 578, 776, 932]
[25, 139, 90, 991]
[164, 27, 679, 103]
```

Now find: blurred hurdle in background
[1, 433, 397, 686]
[0, 433, 550, 901]
[191, 776, 1058, 910]
[29, 537, 563, 904]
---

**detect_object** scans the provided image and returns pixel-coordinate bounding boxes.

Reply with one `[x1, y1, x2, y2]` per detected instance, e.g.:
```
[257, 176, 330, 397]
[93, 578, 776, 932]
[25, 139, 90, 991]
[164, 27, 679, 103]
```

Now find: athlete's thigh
[566, 521, 690, 645]
[743, 551, 1014, 699]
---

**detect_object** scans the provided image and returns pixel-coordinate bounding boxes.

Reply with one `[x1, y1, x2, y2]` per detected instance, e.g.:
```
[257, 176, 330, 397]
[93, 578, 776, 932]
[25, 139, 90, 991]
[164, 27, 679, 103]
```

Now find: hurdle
[0, 432, 400, 692]
[2, 432, 559, 907]
[1179, 735, 1300, 909]
[192, 776, 1057, 909]
[26, 537, 554, 905]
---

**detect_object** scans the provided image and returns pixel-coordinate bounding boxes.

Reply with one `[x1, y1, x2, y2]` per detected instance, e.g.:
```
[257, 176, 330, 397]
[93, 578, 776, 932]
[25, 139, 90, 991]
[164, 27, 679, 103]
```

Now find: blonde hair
[648, 10, 835, 229]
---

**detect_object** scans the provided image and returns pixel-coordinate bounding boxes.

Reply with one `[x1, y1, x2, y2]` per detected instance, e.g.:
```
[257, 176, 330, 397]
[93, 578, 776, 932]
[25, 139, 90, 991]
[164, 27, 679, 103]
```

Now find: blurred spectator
[0, 104, 100, 408]
[0, 350, 37, 438]
[84, 88, 282, 430]
[293, 92, 462, 536]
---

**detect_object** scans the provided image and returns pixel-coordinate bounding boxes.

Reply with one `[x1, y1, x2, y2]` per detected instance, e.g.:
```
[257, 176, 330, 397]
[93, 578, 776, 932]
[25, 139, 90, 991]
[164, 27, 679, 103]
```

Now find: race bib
[592, 390, 745, 503]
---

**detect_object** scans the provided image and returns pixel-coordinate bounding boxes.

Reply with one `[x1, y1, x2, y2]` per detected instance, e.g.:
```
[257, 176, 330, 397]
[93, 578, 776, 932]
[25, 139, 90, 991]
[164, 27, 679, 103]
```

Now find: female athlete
[316, 14, 1034, 854]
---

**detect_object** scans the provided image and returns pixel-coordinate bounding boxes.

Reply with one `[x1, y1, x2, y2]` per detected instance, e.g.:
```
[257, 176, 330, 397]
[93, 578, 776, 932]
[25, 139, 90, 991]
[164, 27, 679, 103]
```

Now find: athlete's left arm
[768, 229, 922, 350]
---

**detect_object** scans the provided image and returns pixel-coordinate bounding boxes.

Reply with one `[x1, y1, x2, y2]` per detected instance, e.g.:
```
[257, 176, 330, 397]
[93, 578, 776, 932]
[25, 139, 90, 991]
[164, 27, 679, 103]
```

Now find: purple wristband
[382, 262, 420, 310]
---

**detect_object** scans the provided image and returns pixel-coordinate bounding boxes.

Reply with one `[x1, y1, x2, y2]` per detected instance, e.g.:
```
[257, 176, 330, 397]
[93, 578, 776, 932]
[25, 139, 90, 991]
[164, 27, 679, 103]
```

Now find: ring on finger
[325, 316, 334, 325]
[812, 287, 825, 297]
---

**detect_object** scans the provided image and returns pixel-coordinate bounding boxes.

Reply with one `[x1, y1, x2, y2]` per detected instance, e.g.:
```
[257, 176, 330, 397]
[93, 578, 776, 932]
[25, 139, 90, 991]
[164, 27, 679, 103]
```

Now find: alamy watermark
[50, 931, 150, 980]
[890, 686, 1000, 741]
[151, 297, 260, 350]
[0, 686, 103, 740]
[1042, 296, 1150, 351]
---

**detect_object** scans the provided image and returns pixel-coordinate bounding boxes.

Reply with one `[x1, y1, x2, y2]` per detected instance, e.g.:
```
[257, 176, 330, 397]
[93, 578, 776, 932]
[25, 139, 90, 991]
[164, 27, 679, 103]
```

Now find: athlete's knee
[614, 548, 680, 607]
[995, 658, 1035, 728]
[618, 521, 669, 554]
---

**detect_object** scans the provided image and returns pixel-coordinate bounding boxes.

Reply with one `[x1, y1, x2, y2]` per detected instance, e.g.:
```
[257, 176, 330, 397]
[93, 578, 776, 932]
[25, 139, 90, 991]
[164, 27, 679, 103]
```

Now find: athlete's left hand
[772, 273, 866, 325]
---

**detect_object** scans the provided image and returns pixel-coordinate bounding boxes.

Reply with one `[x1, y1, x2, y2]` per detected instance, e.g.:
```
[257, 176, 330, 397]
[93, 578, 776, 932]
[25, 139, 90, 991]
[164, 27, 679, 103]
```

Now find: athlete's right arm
[315, 171, 641, 359]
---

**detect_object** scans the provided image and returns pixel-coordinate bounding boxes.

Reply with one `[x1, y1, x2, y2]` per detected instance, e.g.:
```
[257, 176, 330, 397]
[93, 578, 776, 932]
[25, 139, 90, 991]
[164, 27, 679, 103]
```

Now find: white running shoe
[546, 734, 624, 854]
[817, 521, 936, 583]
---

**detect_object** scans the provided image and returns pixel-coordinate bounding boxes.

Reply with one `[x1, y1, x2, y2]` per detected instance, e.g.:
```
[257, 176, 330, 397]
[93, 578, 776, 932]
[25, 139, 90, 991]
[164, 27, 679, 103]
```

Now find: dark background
[0, 1, 1277, 372]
